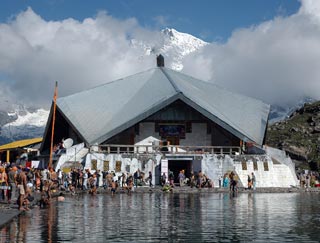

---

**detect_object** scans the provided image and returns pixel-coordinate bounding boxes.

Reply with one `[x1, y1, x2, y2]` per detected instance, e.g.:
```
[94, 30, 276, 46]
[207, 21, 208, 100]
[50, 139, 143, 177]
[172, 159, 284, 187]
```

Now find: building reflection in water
[1, 193, 320, 242]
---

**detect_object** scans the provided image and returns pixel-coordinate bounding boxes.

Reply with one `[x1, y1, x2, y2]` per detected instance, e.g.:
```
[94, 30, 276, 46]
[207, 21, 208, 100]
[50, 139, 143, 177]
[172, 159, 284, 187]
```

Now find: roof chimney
[156, 54, 164, 67]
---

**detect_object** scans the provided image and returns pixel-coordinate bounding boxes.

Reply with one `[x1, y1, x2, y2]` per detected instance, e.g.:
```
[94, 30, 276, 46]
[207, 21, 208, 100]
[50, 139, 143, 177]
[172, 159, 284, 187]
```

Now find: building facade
[41, 56, 298, 187]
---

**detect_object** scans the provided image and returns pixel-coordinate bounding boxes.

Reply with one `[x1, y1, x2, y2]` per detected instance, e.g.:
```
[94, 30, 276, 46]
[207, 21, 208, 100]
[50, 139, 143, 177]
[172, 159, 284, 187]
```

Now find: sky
[0, 0, 319, 110]
[0, 0, 301, 42]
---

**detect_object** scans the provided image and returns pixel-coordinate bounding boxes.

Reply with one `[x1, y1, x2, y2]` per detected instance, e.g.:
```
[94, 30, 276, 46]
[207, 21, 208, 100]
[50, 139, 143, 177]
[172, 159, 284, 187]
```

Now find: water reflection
[1, 193, 320, 242]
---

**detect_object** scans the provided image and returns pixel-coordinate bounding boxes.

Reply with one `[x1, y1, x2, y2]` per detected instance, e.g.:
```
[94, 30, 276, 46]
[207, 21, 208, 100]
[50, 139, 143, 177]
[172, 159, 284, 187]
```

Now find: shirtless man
[16, 168, 28, 211]
[111, 180, 116, 196]
[106, 172, 113, 189]
[127, 178, 133, 195]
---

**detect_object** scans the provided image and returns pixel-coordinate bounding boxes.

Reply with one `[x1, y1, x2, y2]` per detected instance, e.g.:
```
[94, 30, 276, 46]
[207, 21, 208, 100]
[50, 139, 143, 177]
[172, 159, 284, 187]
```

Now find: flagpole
[49, 81, 58, 168]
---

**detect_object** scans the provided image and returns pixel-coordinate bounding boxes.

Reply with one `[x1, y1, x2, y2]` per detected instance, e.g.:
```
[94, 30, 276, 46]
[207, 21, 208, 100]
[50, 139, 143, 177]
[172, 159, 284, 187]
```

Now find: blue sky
[1, 0, 320, 109]
[1, 0, 301, 42]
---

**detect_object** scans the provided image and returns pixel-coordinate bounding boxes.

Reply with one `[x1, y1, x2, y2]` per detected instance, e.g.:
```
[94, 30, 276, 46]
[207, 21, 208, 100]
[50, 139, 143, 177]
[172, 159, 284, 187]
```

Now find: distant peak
[161, 27, 208, 44]
[161, 28, 177, 37]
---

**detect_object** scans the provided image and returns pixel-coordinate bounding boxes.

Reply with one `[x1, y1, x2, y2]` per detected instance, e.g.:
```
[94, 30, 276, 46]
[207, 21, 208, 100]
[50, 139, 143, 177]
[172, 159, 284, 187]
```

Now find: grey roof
[56, 67, 270, 145]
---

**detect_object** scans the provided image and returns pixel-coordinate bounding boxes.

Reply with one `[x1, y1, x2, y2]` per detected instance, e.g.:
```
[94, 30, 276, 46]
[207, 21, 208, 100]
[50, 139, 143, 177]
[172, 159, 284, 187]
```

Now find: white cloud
[1, 1, 320, 111]
[0, 8, 157, 109]
[182, 0, 320, 106]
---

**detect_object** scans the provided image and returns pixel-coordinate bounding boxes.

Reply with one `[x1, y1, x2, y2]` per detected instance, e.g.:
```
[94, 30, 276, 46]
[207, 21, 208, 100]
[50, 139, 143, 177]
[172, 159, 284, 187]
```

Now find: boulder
[312, 126, 320, 133]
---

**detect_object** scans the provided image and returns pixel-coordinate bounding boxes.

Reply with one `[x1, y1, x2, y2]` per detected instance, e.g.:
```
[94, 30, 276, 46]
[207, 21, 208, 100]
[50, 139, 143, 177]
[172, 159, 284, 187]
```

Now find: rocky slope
[266, 100, 320, 171]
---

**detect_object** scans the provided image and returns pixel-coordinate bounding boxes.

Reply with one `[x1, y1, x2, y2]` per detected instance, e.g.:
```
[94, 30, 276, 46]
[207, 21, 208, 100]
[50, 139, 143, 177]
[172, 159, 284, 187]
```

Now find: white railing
[96, 144, 241, 155]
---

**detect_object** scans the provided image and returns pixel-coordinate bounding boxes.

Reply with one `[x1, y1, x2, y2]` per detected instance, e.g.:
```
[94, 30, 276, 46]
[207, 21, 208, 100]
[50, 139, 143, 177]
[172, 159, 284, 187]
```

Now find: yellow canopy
[0, 138, 42, 151]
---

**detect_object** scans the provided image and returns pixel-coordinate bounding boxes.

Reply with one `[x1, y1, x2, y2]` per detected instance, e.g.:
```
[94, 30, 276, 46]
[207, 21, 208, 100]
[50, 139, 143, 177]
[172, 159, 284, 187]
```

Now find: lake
[1, 192, 320, 242]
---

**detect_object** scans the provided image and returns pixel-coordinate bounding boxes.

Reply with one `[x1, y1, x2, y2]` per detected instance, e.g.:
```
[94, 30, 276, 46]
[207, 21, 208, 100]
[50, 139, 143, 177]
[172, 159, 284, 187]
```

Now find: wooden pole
[6, 150, 10, 162]
[49, 81, 58, 168]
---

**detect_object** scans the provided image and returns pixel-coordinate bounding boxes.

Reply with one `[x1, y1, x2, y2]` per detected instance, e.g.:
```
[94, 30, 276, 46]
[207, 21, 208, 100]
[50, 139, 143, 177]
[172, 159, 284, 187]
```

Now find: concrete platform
[0, 207, 21, 229]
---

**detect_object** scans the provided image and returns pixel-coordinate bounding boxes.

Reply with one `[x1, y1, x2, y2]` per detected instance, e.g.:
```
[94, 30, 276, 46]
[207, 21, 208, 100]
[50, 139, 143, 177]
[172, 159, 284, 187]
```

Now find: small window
[253, 161, 258, 171]
[91, 159, 97, 170]
[263, 162, 269, 171]
[242, 161, 247, 170]
[103, 160, 109, 171]
[116, 160, 122, 172]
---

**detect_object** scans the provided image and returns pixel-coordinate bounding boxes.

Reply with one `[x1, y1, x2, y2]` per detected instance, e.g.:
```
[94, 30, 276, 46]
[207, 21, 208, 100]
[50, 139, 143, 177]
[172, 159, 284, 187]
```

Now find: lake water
[1, 192, 320, 242]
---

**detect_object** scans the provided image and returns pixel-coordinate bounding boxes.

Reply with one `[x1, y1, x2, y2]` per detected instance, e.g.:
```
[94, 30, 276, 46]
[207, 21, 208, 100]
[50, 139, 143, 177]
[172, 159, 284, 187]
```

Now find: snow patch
[3, 108, 49, 127]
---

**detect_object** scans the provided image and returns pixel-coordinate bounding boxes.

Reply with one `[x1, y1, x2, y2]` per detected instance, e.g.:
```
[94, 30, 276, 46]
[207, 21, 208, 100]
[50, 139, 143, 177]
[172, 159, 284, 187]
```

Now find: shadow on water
[1, 192, 320, 242]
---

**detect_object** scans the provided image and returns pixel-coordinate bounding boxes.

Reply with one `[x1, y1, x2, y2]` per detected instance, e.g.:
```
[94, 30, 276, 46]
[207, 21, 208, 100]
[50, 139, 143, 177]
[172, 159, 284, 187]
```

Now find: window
[116, 160, 122, 172]
[103, 160, 109, 171]
[242, 161, 247, 170]
[91, 159, 97, 170]
[253, 161, 258, 171]
[263, 162, 269, 171]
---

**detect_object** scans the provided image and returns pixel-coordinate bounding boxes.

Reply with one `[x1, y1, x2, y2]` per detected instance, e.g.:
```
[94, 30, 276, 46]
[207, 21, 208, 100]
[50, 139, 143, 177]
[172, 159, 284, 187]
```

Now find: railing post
[107, 146, 110, 154]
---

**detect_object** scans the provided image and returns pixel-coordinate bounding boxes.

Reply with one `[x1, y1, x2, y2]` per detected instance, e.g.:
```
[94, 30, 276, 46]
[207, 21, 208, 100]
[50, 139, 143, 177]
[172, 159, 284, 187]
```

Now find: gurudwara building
[41, 56, 298, 187]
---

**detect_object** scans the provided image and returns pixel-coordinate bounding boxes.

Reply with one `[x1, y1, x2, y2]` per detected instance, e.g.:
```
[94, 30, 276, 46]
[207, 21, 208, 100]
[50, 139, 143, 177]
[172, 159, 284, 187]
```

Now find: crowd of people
[0, 165, 36, 211]
[0, 162, 158, 209]
[52, 168, 154, 195]
[161, 170, 214, 189]
[2, 159, 320, 211]
[220, 171, 240, 192]
[1, 163, 218, 207]
[298, 171, 320, 188]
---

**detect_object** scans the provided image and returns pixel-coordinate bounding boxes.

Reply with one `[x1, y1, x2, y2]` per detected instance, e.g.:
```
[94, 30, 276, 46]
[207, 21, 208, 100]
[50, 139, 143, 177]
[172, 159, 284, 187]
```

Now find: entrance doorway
[168, 159, 191, 183]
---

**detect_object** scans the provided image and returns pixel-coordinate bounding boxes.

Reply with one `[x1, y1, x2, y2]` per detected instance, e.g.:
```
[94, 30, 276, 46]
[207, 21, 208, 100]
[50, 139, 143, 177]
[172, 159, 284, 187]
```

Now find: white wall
[83, 153, 162, 186]
[201, 154, 299, 188]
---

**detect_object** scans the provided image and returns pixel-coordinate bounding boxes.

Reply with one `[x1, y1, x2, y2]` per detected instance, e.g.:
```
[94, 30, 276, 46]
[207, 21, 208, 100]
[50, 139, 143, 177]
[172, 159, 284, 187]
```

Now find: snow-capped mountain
[0, 107, 49, 144]
[159, 28, 208, 70]
[132, 28, 208, 70]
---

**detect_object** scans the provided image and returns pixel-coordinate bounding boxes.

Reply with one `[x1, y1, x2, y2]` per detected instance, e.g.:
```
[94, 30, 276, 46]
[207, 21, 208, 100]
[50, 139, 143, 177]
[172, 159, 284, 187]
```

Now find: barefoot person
[111, 180, 116, 196]
[17, 167, 28, 211]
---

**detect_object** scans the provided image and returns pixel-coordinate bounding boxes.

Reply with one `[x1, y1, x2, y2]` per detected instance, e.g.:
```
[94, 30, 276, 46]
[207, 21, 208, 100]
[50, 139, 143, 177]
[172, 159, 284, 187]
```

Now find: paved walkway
[0, 204, 21, 229]
[0, 193, 41, 229]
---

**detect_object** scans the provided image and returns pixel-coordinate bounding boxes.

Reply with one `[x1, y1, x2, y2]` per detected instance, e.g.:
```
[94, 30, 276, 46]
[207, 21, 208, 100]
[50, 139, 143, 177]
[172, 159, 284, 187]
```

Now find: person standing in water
[148, 171, 153, 187]
[111, 180, 116, 196]
[251, 172, 256, 190]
